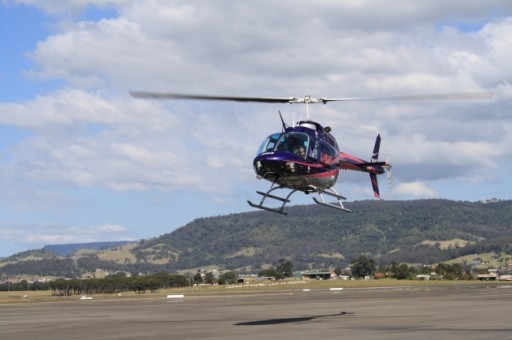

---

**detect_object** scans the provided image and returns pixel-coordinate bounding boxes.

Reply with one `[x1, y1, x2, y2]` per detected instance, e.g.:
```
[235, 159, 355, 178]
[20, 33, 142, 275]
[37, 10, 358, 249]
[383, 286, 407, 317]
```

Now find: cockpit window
[275, 132, 309, 158]
[257, 133, 281, 155]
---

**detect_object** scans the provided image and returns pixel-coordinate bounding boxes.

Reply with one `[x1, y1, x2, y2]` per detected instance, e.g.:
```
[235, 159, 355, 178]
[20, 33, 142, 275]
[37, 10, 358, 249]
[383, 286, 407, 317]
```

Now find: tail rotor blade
[387, 164, 394, 187]
[372, 134, 381, 162]
[370, 173, 380, 199]
[384, 152, 393, 187]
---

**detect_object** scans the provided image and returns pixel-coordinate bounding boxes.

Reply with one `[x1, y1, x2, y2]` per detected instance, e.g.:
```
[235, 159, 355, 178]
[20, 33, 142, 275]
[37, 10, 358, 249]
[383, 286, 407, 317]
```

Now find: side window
[319, 143, 335, 165]
[308, 142, 319, 160]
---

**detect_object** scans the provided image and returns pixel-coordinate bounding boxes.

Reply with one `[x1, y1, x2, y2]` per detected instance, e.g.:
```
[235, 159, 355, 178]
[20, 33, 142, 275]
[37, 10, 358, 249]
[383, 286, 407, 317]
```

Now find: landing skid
[312, 187, 351, 213]
[247, 185, 351, 215]
[247, 186, 298, 215]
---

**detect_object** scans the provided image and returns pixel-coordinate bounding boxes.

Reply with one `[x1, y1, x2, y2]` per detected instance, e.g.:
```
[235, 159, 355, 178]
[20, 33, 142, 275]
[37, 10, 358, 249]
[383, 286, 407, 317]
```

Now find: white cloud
[392, 182, 437, 198]
[2, 1, 512, 256]
[0, 222, 130, 251]
[91, 223, 126, 233]
[4, 3, 512, 192]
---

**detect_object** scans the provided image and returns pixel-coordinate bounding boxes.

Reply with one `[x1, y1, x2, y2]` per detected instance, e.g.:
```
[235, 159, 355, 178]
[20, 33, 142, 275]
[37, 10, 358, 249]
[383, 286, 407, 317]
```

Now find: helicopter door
[319, 142, 335, 166]
[307, 140, 319, 160]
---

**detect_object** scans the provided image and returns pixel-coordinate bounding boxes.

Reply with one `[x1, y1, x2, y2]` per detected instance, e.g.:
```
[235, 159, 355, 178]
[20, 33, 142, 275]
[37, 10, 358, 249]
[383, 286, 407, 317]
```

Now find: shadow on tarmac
[234, 311, 355, 326]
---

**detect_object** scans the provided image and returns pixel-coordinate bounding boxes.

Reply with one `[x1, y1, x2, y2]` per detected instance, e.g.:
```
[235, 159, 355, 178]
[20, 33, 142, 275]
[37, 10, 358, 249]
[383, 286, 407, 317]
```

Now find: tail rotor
[370, 134, 392, 198]
[384, 152, 393, 187]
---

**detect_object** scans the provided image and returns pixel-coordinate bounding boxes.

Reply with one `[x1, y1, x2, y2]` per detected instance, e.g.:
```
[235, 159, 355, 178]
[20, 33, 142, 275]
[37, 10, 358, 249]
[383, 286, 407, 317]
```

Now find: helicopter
[129, 91, 492, 215]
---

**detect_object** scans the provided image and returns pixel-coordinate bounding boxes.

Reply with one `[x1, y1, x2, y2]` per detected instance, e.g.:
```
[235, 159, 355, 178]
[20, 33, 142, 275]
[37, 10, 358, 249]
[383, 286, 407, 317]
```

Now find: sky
[1, 1, 512, 257]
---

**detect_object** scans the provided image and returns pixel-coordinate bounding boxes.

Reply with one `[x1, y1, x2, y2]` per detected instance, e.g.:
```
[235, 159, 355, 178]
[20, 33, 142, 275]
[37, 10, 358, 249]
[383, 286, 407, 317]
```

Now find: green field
[2, 279, 511, 304]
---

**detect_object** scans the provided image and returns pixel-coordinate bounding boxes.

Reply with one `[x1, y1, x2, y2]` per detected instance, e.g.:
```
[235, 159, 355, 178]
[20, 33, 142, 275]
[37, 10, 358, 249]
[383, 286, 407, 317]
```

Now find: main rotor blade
[130, 91, 493, 104]
[129, 91, 295, 103]
[320, 91, 493, 102]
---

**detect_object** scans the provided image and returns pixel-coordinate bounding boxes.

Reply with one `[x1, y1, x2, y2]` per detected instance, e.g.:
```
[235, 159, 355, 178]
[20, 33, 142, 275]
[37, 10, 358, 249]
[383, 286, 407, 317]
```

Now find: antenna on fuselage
[278, 111, 288, 132]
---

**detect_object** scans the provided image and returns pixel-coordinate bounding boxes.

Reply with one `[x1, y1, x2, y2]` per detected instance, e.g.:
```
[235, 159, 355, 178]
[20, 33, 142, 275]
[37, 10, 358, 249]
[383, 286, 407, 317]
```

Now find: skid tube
[248, 184, 351, 215]
[311, 186, 351, 213]
[247, 185, 298, 215]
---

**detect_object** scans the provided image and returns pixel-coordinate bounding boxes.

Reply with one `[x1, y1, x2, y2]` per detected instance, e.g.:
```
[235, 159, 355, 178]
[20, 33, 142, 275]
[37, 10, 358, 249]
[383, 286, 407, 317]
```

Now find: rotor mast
[287, 95, 327, 121]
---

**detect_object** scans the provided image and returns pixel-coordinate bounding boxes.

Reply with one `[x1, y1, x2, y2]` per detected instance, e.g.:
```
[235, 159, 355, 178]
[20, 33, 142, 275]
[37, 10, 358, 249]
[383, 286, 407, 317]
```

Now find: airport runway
[1, 284, 511, 339]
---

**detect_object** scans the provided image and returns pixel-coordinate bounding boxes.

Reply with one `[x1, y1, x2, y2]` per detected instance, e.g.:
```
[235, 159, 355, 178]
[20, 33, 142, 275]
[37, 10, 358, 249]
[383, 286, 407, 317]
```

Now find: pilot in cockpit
[295, 145, 306, 159]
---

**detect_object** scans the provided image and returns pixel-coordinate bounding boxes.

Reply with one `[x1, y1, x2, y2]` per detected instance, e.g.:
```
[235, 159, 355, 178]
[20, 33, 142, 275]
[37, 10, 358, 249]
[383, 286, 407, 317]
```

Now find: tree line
[48, 272, 189, 296]
[1, 255, 487, 295]
[348, 255, 474, 280]
[1, 259, 296, 294]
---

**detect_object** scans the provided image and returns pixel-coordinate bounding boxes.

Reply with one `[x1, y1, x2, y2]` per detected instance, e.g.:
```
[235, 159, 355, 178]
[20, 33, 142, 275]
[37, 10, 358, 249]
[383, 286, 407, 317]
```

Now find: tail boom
[338, 153, 389, 174]
[338, 134, 391, 198]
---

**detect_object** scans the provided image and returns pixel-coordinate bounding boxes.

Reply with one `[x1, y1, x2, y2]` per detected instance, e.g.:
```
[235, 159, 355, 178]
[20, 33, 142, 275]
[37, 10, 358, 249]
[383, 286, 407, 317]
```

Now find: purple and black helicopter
[130, 91, 491, 215]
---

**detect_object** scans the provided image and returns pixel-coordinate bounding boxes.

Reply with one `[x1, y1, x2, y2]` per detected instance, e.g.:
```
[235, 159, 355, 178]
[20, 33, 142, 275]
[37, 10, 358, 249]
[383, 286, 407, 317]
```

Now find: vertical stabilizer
[371, 134, 381, 163]
[370, 134, 382, 198]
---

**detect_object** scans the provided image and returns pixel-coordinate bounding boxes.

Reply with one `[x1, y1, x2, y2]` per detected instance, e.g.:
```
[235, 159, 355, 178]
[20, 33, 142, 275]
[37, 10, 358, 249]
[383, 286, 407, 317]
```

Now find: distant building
[416, 274, 431, 281]
[257, 276, 275, 281]
[374, 272, 385, 279]
[477, 269, 498, 281]
[300, 271, 332, 280]
[499, 275, 512, 281]
[237, 275, 257, 284]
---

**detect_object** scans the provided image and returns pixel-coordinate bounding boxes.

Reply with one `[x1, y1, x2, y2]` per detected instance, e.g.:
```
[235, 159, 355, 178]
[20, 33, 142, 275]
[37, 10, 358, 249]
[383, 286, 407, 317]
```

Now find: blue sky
[0, 5, 45, 100]
[1, 1, 512, 257]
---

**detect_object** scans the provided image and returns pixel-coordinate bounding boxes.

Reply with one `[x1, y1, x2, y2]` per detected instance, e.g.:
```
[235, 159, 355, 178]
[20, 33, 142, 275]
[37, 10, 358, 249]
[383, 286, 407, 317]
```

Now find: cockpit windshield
[257, 133, 281, 155]
[275, 132, 309, 158]
[257, 132, 311, 159]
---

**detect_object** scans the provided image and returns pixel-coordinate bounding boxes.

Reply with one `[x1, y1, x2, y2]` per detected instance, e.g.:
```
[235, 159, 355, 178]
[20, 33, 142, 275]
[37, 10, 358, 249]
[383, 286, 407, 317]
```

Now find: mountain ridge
[1, 199, 511, 277]
[43, 241, 133, 256]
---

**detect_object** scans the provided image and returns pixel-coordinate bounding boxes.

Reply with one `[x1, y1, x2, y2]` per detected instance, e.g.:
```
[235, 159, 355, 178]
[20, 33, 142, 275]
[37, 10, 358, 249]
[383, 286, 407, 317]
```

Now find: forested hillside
[1, 199, 512, 277]
[139, 199, 512, 271]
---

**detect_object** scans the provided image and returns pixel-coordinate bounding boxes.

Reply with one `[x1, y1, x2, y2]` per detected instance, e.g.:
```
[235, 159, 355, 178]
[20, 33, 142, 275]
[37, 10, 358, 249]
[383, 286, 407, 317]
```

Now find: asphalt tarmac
[1, 284, 511, 339]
